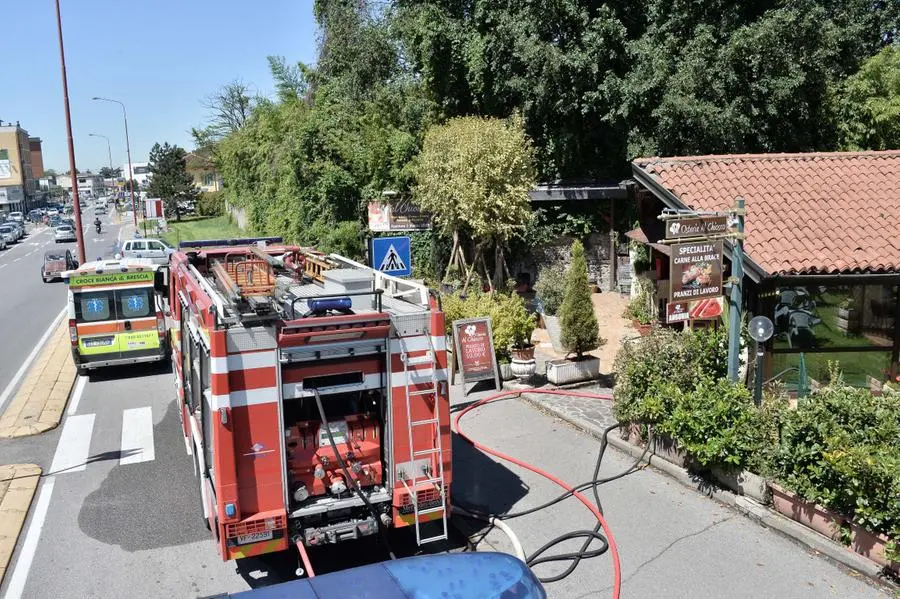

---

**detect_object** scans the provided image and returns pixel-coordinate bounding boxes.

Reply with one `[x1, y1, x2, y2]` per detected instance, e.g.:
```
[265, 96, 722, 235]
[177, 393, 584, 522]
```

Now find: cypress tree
[559, 240, 600, 359]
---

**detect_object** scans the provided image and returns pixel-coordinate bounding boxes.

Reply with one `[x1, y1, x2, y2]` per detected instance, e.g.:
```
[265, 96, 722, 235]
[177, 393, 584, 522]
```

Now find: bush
[613, 326, 728, 425]
[441, 289, 533, 361]
[534, 265, 566, 316]
[775, 384, 900, 542]
[197, 191, 225, 216]
[310, 220, 365, 261]
[559, 240, 600, 357]
[663, 379, 762, 469]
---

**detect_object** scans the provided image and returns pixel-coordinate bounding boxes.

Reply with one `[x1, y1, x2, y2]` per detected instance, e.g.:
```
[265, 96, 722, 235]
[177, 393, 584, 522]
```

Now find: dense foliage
[534, 265, 566, 317]
[775, 385, 900, 543]
[197, 0, 899, 257]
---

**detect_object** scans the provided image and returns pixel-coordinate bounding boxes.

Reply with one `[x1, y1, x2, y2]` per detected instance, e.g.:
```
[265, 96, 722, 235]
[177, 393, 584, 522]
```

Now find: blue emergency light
[308, 297, 352, 313]
[205, 552, 546, 599]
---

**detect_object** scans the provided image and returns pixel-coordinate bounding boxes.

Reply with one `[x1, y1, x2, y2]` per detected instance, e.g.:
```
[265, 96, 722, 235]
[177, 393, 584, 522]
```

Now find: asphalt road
[0, 208, 123, 399]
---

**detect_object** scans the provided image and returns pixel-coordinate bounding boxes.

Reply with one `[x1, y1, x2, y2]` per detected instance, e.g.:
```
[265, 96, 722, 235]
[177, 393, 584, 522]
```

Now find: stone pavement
[0, 322, 76, 438]
[0, 464, 41, 584]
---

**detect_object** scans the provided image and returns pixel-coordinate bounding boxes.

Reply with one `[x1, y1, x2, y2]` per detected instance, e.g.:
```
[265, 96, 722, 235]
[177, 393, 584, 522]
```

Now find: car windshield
[0, 226, 12, 232]
[45, 252, 65, 260]
[57, 226, 72, 232]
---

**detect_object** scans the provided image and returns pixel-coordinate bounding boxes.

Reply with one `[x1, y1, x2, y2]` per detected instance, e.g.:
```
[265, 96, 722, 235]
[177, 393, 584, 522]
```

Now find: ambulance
[64, 258, 169, 374]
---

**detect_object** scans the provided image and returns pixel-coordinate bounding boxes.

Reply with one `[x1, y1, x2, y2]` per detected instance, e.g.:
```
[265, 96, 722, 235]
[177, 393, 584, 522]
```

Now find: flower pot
[545, 356, 600, 385]
[511, 345, 535, 361]
[849, 522, 900, 573]
[510, 358, 536, 381]
[542, 314, 565, 353]
[769, 483, 843, 541]
[632, 320, 652, 337]
[499, 362, 515, 381]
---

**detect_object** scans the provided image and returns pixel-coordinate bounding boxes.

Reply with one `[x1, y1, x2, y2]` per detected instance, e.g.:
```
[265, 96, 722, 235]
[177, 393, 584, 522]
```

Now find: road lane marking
[66, 376, 87, 416]
[0, 307, 67, 413]
[49, 414, 95, 474]
[3, 478, 55, 599]
[120, 407, 155, 465]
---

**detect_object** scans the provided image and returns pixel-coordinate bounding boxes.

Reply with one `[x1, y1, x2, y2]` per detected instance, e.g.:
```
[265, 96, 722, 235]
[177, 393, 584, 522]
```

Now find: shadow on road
[84, 359, 173, 383]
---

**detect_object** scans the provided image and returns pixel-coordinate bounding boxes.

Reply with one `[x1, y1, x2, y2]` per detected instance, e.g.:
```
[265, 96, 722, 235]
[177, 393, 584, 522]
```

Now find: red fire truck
[167, 238, 450, 569]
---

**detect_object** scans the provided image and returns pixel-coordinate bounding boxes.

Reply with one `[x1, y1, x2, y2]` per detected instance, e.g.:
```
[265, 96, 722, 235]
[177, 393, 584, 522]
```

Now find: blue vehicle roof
[208, 552, 546, 599]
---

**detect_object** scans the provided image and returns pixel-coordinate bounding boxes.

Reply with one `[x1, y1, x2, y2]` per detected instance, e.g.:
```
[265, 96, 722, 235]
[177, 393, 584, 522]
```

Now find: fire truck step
[417, 506, 446, 516]
[413, 448, 440, 457]
[411, 417, 439, 426]
[409, 388, 436, 397]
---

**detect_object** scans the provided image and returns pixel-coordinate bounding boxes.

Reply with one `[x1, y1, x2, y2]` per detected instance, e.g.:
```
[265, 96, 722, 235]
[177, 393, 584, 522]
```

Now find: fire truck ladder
[397, 331, 448, 546]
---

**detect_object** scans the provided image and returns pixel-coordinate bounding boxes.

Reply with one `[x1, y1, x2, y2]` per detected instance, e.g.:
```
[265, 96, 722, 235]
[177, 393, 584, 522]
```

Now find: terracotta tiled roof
[633, 151, 900, 276]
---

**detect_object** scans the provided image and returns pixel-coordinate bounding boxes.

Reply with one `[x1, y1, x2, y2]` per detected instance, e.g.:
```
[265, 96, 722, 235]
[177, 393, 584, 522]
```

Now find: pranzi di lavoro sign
[670, 240, 723, 302]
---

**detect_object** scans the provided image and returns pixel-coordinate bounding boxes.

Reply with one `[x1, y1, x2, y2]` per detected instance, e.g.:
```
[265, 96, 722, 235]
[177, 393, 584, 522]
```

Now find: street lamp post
[88, 133, 112, 197]
[92, 96, 138, 229]
[53, 0, 86, 264]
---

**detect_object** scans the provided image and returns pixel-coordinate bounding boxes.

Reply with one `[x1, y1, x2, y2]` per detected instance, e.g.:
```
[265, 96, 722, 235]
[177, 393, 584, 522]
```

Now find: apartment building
[0, 123, 36, 211]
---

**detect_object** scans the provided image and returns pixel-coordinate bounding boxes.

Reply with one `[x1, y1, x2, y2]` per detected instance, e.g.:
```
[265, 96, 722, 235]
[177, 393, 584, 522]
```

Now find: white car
[54, 225, 77, 243]
[119, 238, 175, 264]
[8, 211, 23, 223]
[0, 224, 18, 244]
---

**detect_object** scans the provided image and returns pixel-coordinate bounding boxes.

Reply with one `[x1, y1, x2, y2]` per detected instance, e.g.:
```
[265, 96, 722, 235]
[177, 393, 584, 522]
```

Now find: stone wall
[509, 232, 616, 290]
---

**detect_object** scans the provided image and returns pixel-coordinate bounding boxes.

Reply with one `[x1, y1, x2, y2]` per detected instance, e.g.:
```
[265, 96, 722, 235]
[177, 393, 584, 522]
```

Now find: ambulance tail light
[156, 311, 166, 338]
[68, 319, 78, 346]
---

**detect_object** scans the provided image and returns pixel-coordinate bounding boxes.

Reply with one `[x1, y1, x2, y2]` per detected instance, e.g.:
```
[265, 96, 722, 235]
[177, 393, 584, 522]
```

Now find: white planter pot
[499, 362, 515, 381]
[510, 358, 536, 381]
[542, 314, 565, 353]
[545, 357, 600, 385]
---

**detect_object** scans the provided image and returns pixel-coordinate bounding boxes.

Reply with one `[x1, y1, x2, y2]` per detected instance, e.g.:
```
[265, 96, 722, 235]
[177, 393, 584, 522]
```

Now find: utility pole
[93, 97, 138, 230]
[54, 0, 86, 264]
[726, 197, 745, 381]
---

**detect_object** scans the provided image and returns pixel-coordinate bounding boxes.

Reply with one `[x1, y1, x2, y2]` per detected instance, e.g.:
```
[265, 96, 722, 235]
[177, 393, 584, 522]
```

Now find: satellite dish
[748, 315, 774, 342]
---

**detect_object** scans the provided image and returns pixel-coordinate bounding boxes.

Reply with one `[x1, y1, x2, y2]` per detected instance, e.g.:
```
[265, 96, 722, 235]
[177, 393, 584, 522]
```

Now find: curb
[0, 464, 42, 584]
[519, 393, 898, 589]
[0, 322, 77, 438]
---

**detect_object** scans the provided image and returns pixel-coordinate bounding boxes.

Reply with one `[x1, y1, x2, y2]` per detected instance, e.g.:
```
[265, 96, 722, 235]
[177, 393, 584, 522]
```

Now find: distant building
[185, 150, 222, 193]
[123, 162, 151, 188]
[0, 123, 36, 211]
[29, 137, 44, 179]
[57, 172, 105, 198]
[38, 174, 57, 190]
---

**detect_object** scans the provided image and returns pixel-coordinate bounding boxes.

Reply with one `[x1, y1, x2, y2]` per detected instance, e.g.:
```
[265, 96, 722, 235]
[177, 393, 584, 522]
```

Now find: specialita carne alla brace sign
[669, 240, 723, 302]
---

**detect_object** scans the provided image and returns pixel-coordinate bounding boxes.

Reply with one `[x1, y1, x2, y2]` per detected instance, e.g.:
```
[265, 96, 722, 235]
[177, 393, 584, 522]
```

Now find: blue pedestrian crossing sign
[370, 236, 412, 277]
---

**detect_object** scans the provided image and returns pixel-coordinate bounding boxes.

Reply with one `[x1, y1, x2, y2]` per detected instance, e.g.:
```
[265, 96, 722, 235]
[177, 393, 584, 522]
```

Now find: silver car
[54, 225, 77, 243]
[0, 224, 18, 244]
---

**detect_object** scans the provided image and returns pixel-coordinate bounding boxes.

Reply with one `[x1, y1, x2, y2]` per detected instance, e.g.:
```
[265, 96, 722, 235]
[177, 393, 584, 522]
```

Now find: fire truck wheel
[194, 453, 211, 531]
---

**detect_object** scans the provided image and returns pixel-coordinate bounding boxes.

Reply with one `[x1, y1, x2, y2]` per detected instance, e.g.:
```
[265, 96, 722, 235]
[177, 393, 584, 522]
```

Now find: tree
[559, 240, 600, 359]
[98, 166, 121, 179]
[123, 179, 140, 194]
[835, 45, 900, 150]
[147, 142, 198, 221]
[43, 168, 58, 177]
[413, 116, 536, 289]
[191, 80, 255, 149]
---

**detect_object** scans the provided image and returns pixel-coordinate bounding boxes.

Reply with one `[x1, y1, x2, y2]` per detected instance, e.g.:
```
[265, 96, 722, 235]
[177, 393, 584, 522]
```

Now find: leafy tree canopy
[147, 142, 198, 221]
[835, 45, 900, 151]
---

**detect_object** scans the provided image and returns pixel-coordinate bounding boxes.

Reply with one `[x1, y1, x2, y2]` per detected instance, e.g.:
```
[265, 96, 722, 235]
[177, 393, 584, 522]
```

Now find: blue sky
[3, 0, 318, 173]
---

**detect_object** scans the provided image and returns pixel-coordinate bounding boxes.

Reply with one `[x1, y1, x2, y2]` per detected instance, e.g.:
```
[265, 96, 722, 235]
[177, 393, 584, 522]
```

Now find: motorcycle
[95, 221, 102, 234]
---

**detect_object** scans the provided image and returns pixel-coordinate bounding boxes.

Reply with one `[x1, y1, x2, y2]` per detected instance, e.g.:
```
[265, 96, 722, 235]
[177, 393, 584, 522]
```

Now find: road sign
[664, 215, 733, 239]
[370, 236, 412, 277]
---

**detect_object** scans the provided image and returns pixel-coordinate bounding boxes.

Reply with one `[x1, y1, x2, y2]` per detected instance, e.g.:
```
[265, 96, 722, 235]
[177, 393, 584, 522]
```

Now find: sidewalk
[0, 464, 41, 584]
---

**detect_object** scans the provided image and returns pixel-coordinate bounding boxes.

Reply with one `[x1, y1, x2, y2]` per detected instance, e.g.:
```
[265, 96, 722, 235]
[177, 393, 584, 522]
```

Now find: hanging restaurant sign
[664, 215, 733, 240]
[670, 240, 724, 302]
[666, 297, 725, 324]
[367, 197, 432, 232]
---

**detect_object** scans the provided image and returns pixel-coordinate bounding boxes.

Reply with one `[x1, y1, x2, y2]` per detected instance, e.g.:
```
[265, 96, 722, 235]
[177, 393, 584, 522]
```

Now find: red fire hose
[453, 388, 622, 599]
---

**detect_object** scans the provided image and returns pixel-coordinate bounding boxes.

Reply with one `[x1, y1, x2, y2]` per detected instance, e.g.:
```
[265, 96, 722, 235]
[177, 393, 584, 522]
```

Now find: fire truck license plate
[84, 337, 113, 347]
[236, 531, 273, 545]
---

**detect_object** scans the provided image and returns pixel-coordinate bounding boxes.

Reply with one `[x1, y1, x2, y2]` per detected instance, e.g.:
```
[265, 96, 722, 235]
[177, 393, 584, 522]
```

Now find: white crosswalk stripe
[119, 406, 155, 465]
[50, 413, 95, 475]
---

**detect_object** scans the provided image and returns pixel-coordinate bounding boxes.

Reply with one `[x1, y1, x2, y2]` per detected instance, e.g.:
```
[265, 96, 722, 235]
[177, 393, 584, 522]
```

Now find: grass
[161, 216, 243, 247]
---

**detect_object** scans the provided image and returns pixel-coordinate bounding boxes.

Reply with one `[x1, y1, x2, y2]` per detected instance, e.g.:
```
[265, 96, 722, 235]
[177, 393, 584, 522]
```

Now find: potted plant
[546, 240, 603, 385]
[495, 291, 537, 380]
[534, 265, 566, 352]
[625, 282, 655, 336]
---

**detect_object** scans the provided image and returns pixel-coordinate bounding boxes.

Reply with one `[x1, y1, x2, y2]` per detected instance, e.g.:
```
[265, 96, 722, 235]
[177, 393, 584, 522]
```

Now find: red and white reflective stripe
[208, 387, 278, 410]
[210, 350, 278, 374]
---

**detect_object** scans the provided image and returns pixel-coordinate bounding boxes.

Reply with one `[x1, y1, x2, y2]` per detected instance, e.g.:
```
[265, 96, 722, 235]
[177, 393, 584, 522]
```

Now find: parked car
[8, 211, 24, 223]
[119, 238, 175, 265]
[95, 204, 107, 215]
[54, 225, 76, 243]
[8, 221, 25, 240]
[0, 224, 18, 244]
[0, 236, 7, 251]
[41, 249, 77, 282]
